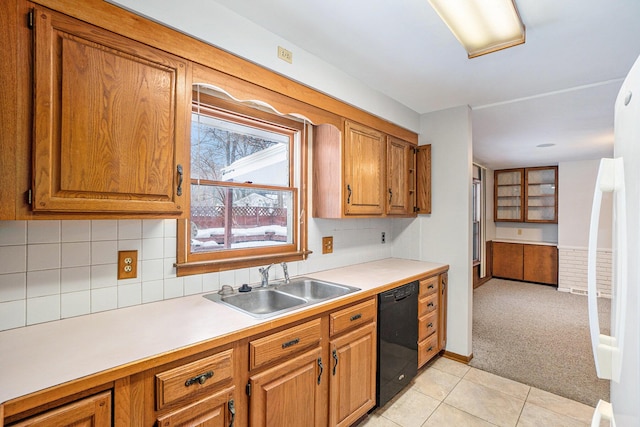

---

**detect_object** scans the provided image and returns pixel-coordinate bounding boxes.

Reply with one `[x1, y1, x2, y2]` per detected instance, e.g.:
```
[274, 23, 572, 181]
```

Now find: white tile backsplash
[27, 294, 60, 325]
[61, 290, 91, 318]
[61, 242, 91, 268]
[91, 287, 118, 312]
[27, 269, 60, 298]
[0, 300, 26, 330]
[118, 220, 142, 240]
[61, 267, 91, 293]
[0, 217, 395, 331]
[0, 221, 27, 246]
[91, 240, 118, 265]
[91, 220, 118, 241]
[0, 273, 26, 302]
[27, 243, 60, 271]
[27, 220, 61, 244]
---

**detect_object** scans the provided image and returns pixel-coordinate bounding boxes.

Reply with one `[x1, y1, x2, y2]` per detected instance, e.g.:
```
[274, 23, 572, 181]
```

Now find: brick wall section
[558, 247, 612, 297]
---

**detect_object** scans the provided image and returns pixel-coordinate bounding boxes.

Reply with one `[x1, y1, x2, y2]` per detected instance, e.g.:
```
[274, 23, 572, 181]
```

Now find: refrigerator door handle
[588, 157, 627, 381]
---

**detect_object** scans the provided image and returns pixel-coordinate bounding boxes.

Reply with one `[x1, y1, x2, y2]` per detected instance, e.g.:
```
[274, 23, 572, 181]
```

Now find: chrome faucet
[259, 264, 274, 287]
[281, 262, 290, 284]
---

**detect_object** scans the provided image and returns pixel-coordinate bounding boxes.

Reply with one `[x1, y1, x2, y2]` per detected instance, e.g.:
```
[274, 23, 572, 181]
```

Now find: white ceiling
[210, 0, 640, 169]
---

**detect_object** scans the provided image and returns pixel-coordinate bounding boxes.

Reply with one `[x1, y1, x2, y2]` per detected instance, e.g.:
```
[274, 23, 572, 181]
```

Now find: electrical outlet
[118, 250, 138, 280]
[277, 46, 293, 63]
[322, 236, 333, 254]
[381, 232, 386, 244]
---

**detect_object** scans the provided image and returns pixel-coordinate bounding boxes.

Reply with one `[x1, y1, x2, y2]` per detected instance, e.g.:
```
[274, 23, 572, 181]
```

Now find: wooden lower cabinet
[156, 387, 235, 427]
[10, 391, 111, 427]
[417, 273, 448, 368]
[329, 321, 377, 427]
[249, 347, 325, 427]
[492, 241, 558, 285]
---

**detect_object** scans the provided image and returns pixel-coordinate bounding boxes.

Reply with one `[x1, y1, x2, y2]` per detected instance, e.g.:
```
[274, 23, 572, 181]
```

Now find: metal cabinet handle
[388, 188, 392, 203]
[228, 399, 235, 427]
[428, 284, 434, 290]
[428, 302, 434, 307]
[350, 313, 362, 321]
[317, 358, 324, 385]
[428, 322, 433, 328]
[332, 349, 339, 376]
[281, 338, 300, 349]
[185, 370, 213, 387]
[347, 184, 352, 204]
[177, 164, 183, 196]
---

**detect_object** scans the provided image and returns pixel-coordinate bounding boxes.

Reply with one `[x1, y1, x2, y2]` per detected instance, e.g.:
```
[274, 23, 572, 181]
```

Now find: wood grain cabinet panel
[31, 7, 189, 215]
[492, 242, 524, 280]
[492, 241, 558, 285]
[155, 387, 234, 427]
[10, 391, 111, 427]
[329, 322, 377, 427]
[417, 272, 448, 368]
[386, 136, 412, 215]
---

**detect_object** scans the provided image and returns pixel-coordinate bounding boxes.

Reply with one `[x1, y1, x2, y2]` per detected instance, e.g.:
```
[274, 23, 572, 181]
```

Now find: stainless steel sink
[204, 277, 360, 319]
[275, 278, 360, 302]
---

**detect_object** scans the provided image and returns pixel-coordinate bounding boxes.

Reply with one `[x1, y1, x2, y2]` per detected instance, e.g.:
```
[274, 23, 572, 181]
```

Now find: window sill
[176, 250, 312, 276]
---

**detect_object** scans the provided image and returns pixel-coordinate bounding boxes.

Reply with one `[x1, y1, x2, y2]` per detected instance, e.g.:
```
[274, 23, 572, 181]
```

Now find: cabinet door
[32, 7, 189, 215]
[525, 166, 558, 223]
[492, 242, 524, 280]
[415, 144, 431, 214]
[249, 347, 325, 427]
[11, 391, 111, 427]
[329, 322, 377, 427]
[438, 273, 448, 351]
[156, 387, 235, 427]
[343, 121, 385, 215]
[523, 245, 558, 285]
[494, 169, 524, 222]
[386, 137, 412, 215]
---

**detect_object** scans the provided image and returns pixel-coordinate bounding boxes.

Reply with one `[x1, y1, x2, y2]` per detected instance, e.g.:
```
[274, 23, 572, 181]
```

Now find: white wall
[107, 0, 420, 133]
[395, 106, 474, 358]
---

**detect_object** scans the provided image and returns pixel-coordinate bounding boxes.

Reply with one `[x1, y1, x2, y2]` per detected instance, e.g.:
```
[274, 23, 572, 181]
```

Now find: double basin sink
[204, 277, 360, 319]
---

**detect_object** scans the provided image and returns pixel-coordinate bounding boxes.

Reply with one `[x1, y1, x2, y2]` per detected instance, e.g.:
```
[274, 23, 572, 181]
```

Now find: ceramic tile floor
[357, 357, 605, 427]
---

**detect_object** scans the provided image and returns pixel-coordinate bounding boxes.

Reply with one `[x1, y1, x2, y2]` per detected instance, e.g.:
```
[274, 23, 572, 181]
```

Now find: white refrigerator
[588, 54, 640, 427]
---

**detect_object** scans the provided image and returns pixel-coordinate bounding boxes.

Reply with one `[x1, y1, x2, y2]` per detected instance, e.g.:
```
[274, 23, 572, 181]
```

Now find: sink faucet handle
[259, 264, 273, 287]
[281, 262, 290, 284]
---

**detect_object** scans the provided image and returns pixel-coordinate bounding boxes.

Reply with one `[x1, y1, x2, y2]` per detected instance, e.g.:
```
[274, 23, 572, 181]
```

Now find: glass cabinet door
[525, 167, 558, 223]
[494, 169, 524, 222]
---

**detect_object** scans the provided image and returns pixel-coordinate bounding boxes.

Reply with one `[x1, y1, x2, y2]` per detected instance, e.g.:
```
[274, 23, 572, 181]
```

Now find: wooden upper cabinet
[415, 144, 432, 215]
[31, 7, 190, 215]
[494, 166, 557, 223]
[312, 123, 426, 218]
[386, 136, 411, 215]
[343, 121, 385, 215]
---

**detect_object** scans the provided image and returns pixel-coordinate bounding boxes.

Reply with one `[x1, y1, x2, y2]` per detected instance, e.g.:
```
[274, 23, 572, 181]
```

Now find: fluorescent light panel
[429, 0, 525, 58]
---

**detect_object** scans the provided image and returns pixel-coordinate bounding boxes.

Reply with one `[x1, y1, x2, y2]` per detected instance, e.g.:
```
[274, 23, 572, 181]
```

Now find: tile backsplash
[0, 218, 394, 331]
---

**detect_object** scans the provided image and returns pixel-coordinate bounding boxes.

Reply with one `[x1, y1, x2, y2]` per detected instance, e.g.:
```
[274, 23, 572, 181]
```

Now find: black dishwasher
[377, 280, 418, 407]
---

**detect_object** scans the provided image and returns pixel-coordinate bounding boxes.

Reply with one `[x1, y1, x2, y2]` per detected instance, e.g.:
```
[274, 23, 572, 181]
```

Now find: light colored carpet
[470, 278, 610, 407]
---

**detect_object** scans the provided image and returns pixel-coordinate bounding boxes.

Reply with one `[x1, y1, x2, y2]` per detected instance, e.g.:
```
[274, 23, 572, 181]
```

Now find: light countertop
[492, 239, 558, 246]
[0, 258, 447, 404]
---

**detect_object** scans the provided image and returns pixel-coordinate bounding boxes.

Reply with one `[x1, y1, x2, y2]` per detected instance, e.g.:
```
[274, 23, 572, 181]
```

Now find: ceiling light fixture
[428, 0, 525, 58]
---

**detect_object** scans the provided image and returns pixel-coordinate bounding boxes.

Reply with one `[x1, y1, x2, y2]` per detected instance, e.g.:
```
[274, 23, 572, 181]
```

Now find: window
[176, 87, 308, 275]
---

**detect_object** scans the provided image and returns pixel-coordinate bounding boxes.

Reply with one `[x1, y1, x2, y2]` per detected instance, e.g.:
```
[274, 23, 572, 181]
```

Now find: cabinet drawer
[419, 276, 438, 297]
[418, 311, 438, 342]
[250, 318, 322, 370]
[418, 334, 439, 368]
[155, 349, 233, 410]
[330, 298, 376, 337]
[418, 292, 438, 317]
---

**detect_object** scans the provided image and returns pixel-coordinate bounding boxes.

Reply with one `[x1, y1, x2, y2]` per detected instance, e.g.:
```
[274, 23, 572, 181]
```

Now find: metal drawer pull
[428, 284, 434, 289]
[228, 399, 235, 427]
[428, 302, 434, 307]
[176, 164, 183, 196]
[317, 358, 324, 385]
[427, 346, 434, 352]
[347, 184, 352, 204]
[350, 313, 362, 321]
[428, 322, 433, 328]
[185, 370, 213, 387]
[332, 349, 339, 375]
[282, 338, 300, 349]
